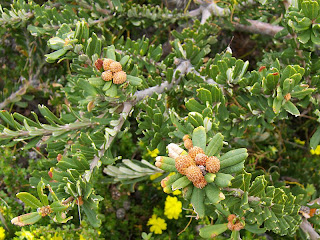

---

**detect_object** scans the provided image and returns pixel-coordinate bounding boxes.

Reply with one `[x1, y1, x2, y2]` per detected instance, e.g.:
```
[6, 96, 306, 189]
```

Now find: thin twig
[224, 188, 261, 202]
[0, 83, 29, 110]
[300, 218, 320, 240]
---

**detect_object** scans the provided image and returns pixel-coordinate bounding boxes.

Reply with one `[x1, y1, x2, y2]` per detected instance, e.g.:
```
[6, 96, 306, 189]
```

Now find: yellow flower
[164, 196, 182, 219]
[0, 227, 5, 240]
[21, 230, 34, 240]
[79, 235, 85, 240]
[172, 190, 181, 195]
[310, 145, 320, 155]
[147, 214, 167, 234]
[51, 233, 63, 240]
[150, 172, 162, 180]
[294, 138, 305, 145]
[147, 149, 159, 158]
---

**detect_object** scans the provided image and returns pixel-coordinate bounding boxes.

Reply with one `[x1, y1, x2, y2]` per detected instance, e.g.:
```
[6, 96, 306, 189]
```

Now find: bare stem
[0, 83, 29, 110]
[300, 218, 320, 240]
[224, 188, 261, 202]
[89, 101, 133, 172]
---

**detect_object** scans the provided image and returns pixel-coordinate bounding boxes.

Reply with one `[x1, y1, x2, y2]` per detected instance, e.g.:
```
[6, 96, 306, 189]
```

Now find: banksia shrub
[156, 126, 248, 219]
[2, 1, 320, 239]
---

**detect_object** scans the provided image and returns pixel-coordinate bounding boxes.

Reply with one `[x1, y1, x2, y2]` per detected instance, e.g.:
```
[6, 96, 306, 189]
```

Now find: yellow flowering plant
[0, 227, 5, 240]
[310, 145, 320, 155]
[147, 214, 167, 234]
[164, 196, 182, 220]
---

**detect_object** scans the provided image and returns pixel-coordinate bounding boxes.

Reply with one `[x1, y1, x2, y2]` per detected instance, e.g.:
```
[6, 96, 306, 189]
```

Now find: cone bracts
[155, 127, 248, 218]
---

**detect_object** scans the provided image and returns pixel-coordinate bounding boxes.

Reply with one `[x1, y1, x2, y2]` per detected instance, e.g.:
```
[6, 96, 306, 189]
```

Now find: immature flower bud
[206, 156, 220, 173]
[195, 153, 208, 165]
[103, 58, 114, 71]
[76, 196, 84, 206]
[95, 58, 103, 71]
[110, 61, 122, 73]
[56, 153, 62, 162]
[48, 170, 53, 179]
[284, 93, 291, 101]
[101, 70, 113, 81]
[233, 222, 245, 231]
[175, 155, 195, 174]
[183, 135, 190, 141]
[113, 71, 127, 84]
[168, 143, 185, 159]
[185, 165, 203, 183]
[228, 214, 236, 222]
[39, 205, 53, 217]
[87, 100, 95, 112]
[227, 221, 234, 231]
[184, 138, 193, 150]
[161, 176, 169, 188]
[188, 146, 205, 159]
[193, 178, 207, 189]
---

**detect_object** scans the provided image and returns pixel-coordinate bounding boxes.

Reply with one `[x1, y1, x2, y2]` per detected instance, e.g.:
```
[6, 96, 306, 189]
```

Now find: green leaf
[199, 223, 228, 238]
[82, 201, 101, 227]
[38, 105, 64, 125]
[185, 98, 205, 113]
[249, 175, 267, 197]
[214, 173, 234, 188]
[112, 0, 123, 11]
[219, 162, 244, 174]
[78, 79, 98, 96]
[127, 75, 142, 86]
[310, 126, 320, 149]
[301, 0, 319, 20]
[48, 37, 65, 50]
[298, 28, 311, 44]
[88, 77, 105, 87]
[205, 133, 224, 156]
[16, 192, 43, 209]
[272, 98, 282, 114]
[204, 183, 221, 204]
[188, 112, 204, 127]
[265, 73, 279, 91]
[191, 187, 205, 218]
[120, 55, 130, 66]
[11, 212, 42, 226]
[197, 88, 212, 105]
[283, 101, 300, 116]
[220, 148, 248, 169]
[45, 49, 67, 63]
[106, 45, 116, 60]
[171, 176, 191, 190]
[105, 84, 118, 97]
[37, 181, 48, 206]
[50, 201, 68, 212]
[192, 126, 206, 151]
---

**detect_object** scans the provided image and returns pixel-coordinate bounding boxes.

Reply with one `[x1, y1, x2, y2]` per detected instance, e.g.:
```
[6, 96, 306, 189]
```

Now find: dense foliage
[0, 0, 320, 239]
